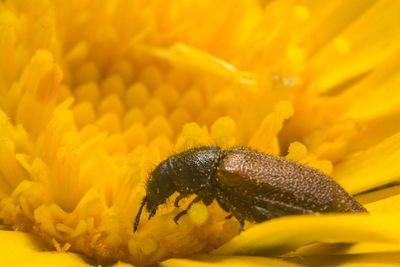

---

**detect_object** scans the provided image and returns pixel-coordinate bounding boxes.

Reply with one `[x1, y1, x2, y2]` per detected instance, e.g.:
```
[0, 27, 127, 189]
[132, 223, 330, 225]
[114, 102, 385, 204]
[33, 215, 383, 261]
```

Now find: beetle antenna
[134, 197, 147, 232]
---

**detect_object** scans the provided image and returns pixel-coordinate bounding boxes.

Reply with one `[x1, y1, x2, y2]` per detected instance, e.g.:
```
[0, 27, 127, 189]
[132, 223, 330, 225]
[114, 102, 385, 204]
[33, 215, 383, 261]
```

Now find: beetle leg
[251, 205, 274, 222]
[215, 188, 246, 232]
[173, 210, 187, 224]
[228, 209, 245, 232]
[173, 196, 200, 224]
[237, 217, 245, 232]
[198, 191, 215, 206]
[134, 197, 147, 232]
[225, 214, 233, 220]
[148, 208, 157, 220]
[174, 194, 186, 208]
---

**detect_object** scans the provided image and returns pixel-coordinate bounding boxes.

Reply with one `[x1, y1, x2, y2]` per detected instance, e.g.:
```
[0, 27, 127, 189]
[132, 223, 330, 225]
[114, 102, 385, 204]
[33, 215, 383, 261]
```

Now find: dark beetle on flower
[134, 146, 367, 232]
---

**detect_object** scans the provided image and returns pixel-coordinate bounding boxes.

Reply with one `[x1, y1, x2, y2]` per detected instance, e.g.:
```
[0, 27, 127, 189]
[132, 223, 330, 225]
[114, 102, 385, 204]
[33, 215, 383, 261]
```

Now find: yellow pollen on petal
[211, 117, 237, 147]
[286, 142, 308, 161]
[275, 100, 294, 120]
[188, 202, 209, 226]
[307, 159, 333, 175]
[140, 237, 158, 256]
[175, 123, 209, 151]
[249, 101, 293, 154]
[34, 205, 57, 236]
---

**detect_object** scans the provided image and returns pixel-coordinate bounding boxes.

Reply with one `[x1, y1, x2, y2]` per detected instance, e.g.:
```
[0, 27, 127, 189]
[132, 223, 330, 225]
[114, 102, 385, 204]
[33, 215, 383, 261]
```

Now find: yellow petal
[0, 230, 91, 267]
[161, 255, 302, 267]
[342, 47, 400, 120]
[285, 252, 400, 267]
[289, 242, 400, 256]
[333, 132, 400, 194]
[212, 214, 400, 256]
[310, 0, 400, 93]
[365, 192, 400, 214]
[355, 185, 400, 205]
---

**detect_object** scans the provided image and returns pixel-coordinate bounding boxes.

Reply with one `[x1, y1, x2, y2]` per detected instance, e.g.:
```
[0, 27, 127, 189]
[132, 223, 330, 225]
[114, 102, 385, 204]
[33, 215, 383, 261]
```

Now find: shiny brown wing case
[215, 148, 366, 222]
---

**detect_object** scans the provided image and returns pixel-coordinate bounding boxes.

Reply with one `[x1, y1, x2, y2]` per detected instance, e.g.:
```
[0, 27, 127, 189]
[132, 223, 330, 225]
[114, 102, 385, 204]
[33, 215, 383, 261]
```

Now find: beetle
[133, 146, 367, 232]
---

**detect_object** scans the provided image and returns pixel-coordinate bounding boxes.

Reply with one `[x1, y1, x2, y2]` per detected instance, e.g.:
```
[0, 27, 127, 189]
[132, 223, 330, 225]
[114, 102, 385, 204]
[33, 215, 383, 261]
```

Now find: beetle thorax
[166, 146, 223, 196]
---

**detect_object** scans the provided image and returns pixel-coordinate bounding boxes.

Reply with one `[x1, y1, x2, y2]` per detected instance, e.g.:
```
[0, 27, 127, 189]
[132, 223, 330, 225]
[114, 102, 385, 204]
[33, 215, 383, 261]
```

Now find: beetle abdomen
[216, 148, 366, 219]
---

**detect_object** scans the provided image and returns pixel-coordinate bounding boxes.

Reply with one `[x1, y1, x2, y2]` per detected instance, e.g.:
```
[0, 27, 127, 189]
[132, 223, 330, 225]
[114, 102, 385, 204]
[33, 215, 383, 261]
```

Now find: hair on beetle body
[133, 146, 367, 232]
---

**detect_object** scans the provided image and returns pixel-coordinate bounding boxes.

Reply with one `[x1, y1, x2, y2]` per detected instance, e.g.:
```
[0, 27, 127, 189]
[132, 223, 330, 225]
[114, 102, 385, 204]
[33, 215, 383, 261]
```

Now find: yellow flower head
[1, 0, 400, 266]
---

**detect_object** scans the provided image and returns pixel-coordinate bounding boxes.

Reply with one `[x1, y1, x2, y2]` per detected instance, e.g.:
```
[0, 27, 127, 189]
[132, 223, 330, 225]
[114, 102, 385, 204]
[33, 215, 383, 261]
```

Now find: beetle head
[134, 160, 176, 232]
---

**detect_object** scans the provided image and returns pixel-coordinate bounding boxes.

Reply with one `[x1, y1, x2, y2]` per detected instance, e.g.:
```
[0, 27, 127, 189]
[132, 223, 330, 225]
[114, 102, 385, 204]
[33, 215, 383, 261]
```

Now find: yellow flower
[1, 0, 400, 266]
